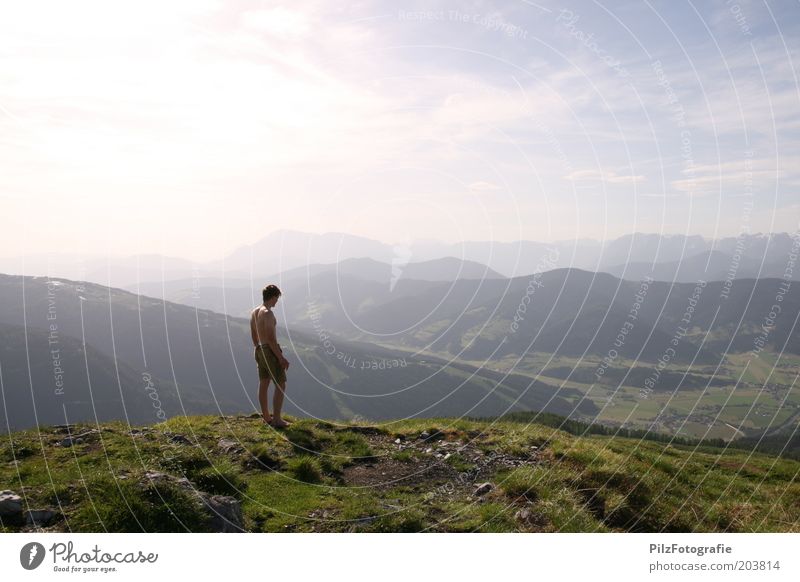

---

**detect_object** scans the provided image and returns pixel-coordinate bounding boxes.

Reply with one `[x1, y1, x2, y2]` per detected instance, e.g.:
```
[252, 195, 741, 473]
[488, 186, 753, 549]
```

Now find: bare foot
[270, 418, 291, 428]
[262, 415, 272, 425]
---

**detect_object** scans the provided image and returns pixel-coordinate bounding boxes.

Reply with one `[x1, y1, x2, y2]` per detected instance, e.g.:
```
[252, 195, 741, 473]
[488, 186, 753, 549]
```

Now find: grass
[1, 413, 798, 532]
[286, 456, 324, 483]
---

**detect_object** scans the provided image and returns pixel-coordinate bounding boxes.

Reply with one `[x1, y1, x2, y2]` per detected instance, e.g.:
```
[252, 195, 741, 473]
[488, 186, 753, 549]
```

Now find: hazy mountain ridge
[3, 230, 798, 288]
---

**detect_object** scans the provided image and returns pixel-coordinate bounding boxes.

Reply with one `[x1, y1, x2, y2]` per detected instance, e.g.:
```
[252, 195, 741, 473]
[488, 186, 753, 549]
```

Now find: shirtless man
[250, 284, 291, 428]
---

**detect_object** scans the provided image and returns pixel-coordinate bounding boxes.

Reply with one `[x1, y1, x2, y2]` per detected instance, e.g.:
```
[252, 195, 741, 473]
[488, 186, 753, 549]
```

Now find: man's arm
[249, 310, 259, 347]
[263, 312, 289, 367]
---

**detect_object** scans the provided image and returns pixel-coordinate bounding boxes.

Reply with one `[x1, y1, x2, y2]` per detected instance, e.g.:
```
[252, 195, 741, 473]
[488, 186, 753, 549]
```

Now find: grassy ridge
[1, 414, 798, 532]
[478, 411, 800, 461]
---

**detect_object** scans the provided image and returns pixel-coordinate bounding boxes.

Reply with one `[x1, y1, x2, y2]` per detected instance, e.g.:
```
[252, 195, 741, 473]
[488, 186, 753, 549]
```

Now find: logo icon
[20, 542, 46, 570]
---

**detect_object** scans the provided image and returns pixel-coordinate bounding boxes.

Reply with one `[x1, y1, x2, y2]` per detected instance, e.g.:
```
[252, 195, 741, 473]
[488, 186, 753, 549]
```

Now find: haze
[1, 0, 798, 262]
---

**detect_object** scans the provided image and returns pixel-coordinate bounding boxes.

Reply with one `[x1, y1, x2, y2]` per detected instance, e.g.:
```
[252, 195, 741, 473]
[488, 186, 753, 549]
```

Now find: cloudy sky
[1, 0, 798, 261]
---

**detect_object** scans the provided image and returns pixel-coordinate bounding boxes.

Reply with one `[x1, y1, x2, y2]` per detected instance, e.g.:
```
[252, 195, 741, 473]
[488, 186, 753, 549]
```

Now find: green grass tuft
[287, 455, 324, 484]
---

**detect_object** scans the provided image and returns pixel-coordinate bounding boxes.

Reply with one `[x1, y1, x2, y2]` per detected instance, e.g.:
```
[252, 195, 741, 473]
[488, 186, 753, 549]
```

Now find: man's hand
[280, 356, 290, 370]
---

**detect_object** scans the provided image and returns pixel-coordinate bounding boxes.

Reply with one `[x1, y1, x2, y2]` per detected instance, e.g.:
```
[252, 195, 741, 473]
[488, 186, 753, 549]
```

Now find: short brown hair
[262, 284, 281, 302]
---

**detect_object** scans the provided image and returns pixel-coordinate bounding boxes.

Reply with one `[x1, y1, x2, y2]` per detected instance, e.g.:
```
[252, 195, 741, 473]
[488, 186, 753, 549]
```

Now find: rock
[444, 453, 451, 460]
[418, 432, 430, 440]
[515, 506, 545, 527]
[474, 482, 494, 496]
[146, 472, 192, 489]
[168, 434, 192, 445]
[353, 515, 376, 525]
[52, 424, 77, 433]
[26, 509, 58, 527]
[0, 490, 23, 517]
[217, 439, 241, 454]
[140, 472, 242, 532]
[394, 438, 402, 444]
[144, 471, 169, 482]
[196, 493, 244, 532]
[57, 430, 97, 447]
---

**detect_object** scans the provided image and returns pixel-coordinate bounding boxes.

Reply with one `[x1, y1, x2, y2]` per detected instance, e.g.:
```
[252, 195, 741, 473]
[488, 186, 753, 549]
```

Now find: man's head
[262, 284, 281, 307]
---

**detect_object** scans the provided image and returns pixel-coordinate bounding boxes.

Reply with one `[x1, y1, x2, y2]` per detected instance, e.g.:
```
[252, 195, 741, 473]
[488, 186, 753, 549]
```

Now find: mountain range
[2, 230, 797, 288]
[0, 274, 594, 431]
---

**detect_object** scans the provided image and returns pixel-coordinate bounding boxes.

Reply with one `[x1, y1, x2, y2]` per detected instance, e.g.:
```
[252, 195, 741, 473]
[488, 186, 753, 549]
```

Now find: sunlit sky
[1, 0, 799, 261]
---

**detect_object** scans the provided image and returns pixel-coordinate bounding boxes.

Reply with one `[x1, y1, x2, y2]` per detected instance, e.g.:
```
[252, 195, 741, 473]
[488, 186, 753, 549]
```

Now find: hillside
[0, 322, 218, 430]
[127, 266, 800, 364]
[1, 414, 798, 533]
[0, 274, 593, 431]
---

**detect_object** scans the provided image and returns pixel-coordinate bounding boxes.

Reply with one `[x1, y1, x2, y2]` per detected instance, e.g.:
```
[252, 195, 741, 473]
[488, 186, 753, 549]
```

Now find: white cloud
[242, 8, 311, 38]
[563, 170, 646, 184]
[0, 0, 797, 257]
[469, 181, 503, 191]
[669, 156, 793, 195]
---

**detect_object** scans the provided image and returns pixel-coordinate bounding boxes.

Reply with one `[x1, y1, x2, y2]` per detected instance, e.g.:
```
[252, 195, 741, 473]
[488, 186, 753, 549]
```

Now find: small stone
[198, 493, 244, 532]
[515, 508, 531, 522]
[144, 471, 169, 482]
[26, 509, 58, 527]
[217, 439, 241, 454]
[394, 438, 401, 444]
[52, 424, 77, 433]
[0, 490, 23, 516]
[354, 516, 376, 525]
[418, 432, 430, 440]
[474, 482, 494, 496]
[444, 453, 451, 460]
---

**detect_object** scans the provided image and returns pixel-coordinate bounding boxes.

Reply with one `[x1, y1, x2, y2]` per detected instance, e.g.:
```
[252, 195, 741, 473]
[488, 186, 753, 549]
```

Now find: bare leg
[271, 381, 291, 427]
[258, 377, 272, 423]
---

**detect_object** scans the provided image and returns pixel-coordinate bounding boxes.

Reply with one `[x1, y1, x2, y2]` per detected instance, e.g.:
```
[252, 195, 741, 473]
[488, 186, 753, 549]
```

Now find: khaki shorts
[254, 345, 286, 384]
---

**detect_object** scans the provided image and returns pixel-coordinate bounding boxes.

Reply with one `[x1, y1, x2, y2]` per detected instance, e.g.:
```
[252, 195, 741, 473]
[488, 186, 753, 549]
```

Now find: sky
[1, 0, 799, 262]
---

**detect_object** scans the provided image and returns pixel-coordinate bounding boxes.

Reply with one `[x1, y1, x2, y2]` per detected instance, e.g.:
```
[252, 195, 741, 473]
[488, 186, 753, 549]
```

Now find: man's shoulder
[252, 305, 275, 320]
